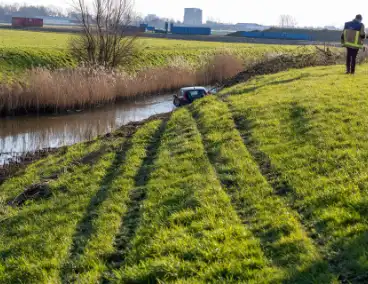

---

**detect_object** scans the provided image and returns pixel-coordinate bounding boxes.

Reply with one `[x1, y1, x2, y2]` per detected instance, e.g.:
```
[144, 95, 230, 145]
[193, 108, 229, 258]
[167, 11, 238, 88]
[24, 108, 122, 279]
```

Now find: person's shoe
[346, 71, 351, 74]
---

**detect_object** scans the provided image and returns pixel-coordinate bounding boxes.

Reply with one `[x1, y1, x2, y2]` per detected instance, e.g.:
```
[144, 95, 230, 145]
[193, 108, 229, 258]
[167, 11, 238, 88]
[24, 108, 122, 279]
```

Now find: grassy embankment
[1, 63, 368, 283]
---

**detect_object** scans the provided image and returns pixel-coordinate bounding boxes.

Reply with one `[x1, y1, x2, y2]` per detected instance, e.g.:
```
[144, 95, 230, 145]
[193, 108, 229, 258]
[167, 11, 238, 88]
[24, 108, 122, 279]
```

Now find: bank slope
[225, 64, 368, 283]
[2, 63, 368, 283]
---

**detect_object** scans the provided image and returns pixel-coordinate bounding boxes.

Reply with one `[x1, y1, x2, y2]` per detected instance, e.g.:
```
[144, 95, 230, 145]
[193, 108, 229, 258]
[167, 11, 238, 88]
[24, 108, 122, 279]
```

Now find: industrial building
[12, 17, 43, 28]
[170, 23, 211, 35]
[184, 8, 203, 26]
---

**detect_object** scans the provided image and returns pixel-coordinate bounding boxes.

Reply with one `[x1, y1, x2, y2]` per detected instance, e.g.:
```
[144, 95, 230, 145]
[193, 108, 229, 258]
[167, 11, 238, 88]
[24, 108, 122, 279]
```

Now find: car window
[187, 90, 205, 98]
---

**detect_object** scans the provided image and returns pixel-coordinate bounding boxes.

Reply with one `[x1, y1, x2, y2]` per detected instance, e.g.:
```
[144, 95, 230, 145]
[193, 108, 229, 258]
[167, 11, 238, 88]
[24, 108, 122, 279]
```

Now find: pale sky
[0, 0, 365, 27]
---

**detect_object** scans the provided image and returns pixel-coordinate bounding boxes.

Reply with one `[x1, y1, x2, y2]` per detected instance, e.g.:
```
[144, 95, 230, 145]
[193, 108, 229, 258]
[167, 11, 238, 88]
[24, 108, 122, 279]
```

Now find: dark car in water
[173, 87, 209, 107]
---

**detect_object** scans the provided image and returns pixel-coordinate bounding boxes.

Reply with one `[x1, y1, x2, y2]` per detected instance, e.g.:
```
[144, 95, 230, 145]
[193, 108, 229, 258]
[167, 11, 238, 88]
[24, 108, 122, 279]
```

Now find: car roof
[180, 86, 207, 91]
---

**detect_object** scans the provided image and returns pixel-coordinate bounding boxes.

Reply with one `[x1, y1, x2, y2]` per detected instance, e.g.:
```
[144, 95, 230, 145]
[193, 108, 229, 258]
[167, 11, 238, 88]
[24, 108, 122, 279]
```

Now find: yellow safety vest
[343, 29, 364, 49]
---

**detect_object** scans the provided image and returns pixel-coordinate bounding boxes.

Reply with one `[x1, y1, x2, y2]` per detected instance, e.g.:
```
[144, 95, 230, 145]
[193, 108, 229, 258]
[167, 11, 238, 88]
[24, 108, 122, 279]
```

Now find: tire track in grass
[0, 137, 126, 284]
[113, 108, 282, 283]
[60, 119, 167, 283]
[231, 107, 297, 198]
[190, 96, 338, 283]
[102, 120, 168, 277]
[60, 139, 131, 283]
[227, 97, 368, 283]
[225, 96, 352, 283]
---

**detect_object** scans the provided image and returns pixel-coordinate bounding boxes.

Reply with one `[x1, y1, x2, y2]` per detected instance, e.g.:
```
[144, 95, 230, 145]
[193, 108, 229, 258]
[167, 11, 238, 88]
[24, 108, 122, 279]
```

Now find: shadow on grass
[104, 120, 168, 272]
[283, 260, 337, 284]
[60, 139, 132, 282]
[329, 199, 368, 283]
[41, 145, 108, 181]
[104, 119, 205, 283]
[230, 109, 364, 283]
[114, 177, 200, 284]
[221, 72, 332, 98]
[286, 230, 368, 284]
[238, 75, 304, 95]
[189, 105, 334, 282]
[290, 102, 311, 140]
[232, 113, 294, 197]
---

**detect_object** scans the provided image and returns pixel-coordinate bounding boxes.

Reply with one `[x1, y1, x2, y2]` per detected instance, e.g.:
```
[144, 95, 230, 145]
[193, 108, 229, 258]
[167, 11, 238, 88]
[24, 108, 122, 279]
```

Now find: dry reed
[0, 54, 243, 115]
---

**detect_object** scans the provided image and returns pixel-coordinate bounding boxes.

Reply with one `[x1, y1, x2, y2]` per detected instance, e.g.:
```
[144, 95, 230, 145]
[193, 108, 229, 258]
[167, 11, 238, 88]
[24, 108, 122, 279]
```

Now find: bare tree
[70, 0, 138, 68]
[279, 15, 297, 28]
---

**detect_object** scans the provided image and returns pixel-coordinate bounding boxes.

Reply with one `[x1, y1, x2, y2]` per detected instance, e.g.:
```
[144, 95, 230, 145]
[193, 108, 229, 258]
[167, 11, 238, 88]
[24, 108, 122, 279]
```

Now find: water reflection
[0, 94, 174, 165]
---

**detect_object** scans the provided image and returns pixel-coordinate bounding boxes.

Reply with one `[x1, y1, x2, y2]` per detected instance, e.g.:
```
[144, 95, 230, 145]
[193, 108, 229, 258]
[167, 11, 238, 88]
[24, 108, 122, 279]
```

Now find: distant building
[39, 16, 73, 26]
[324, 26, 339, 30]
[235, 23, 269, 31]
[146, 14, 158, 22]
[184, 8, 203, 25]
[12, 17, 43, 27]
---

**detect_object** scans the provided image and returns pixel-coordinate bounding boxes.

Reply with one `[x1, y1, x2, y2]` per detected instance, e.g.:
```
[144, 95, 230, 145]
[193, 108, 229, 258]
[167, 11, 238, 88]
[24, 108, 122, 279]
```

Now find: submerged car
[173, 86, 209, 107]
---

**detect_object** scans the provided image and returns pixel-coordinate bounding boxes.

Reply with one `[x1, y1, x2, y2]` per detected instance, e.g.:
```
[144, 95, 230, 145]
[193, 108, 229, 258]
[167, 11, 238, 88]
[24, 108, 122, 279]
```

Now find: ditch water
[0, 94, 174, 166]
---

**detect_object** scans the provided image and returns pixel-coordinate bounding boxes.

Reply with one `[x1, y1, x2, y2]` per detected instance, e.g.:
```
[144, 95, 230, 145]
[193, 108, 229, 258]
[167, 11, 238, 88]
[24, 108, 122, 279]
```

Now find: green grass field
[0, 29, 315, 77]
[2, 62, 368, 283]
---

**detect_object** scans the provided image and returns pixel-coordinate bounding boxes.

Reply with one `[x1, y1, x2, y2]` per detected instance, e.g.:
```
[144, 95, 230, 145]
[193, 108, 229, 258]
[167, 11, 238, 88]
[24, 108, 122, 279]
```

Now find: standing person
[341, 14, 366, 74]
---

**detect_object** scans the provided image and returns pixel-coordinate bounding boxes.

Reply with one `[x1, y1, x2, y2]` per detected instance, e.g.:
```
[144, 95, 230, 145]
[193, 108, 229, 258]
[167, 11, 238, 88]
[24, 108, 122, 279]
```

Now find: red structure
[12, 17, 43, 28]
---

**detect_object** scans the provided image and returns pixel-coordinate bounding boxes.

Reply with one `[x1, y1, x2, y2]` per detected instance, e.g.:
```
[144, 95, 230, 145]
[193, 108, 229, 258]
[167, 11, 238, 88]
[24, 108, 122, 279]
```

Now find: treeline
[0, 4, 72, 22]
[0, 4, 168, 27]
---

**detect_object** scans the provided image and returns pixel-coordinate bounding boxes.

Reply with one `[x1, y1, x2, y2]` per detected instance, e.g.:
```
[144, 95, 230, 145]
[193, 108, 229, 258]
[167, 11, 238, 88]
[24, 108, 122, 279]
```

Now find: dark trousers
[346, 47, 359, 73]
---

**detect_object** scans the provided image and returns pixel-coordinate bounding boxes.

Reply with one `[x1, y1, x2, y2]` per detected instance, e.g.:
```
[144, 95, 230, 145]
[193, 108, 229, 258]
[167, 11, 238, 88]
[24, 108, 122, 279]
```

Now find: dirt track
[208, 47, 344, 92]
